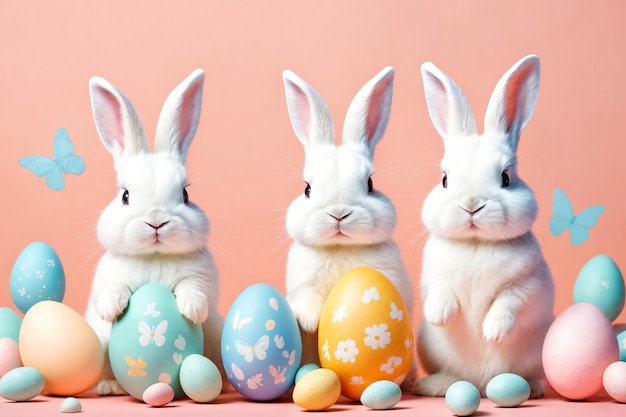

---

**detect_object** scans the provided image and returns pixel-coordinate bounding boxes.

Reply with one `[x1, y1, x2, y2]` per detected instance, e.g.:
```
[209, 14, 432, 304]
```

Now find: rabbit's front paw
[423, 291, 458, 326]
[482, 306, 515, 341]
[291, 297, 323, 333]
[176, 289, 209, 324]
[97, 284, 131, 322]
[98, 379, 128, 396]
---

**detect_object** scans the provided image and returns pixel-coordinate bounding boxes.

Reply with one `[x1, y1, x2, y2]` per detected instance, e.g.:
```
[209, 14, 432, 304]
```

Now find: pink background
[1, 0, 626, 415]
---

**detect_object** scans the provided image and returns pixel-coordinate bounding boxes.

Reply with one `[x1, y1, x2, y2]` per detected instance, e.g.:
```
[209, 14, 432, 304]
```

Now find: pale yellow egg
[19, 301, 104, 396]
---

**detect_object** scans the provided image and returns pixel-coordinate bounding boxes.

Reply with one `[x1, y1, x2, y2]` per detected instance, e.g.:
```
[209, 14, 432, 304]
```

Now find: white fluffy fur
[414, 55, 555, 398]
[282, 68, 415, 387]
[84, 69, 224, 396]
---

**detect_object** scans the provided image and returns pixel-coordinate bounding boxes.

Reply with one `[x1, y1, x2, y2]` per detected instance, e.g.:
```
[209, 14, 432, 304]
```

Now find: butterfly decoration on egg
[19, 128, 85, 191]
[549, 188, 604, 245]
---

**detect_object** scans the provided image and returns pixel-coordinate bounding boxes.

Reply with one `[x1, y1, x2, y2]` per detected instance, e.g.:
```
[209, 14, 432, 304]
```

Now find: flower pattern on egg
[350, 376, 365, 385]
[364, 324, 391, 350]
[335, 339, 359, 363]
[322, 338, 331, 361]
[380, 356, 402, 375]
[333, 305, 347, 322]
[361, 287, 380, 304]
[390, 302, 403, 321]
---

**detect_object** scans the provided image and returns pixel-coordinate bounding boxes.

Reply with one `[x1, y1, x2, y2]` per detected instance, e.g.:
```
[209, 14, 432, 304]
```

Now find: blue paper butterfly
[19, 128, 85, 191]
[548, 188, 604, 245]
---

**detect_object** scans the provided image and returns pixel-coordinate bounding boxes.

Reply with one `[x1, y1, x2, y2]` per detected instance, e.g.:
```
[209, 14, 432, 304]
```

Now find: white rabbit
[282, 67, 415, 387]
[413, 55, 555, 398]
[84, 69, 224, 396]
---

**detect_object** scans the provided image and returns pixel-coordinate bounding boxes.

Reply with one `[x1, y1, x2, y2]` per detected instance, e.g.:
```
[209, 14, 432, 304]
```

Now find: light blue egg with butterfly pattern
[10, 242, 65, 314]
[221, 283, 302, 401]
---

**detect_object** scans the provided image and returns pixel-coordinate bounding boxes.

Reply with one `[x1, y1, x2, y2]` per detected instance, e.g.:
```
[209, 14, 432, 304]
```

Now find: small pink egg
[0, 338, 22, 378]
[142, 382, 174, 407]
[542, 303, 619, 400]
[603, 361, 626, 403]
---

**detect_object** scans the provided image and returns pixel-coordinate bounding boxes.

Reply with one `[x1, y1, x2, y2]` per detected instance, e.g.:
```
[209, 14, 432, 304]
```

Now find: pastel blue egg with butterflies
[549, 188, 604, 245]
[108, 283, 203, 401]
[221, 283, 302, 401]
[19, 128, 85, 191]
[574, 255, 624, 321]
[10, 242, 65, 314]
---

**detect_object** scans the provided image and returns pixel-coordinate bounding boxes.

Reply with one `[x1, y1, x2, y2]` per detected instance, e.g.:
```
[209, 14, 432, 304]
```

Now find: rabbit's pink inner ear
[504, 63, 535, 132]
[424, 74, 450, 136]
[366, 77, 392, 144]
[177, 80, 203, 154]
[94, 86, 126, 152]
[285, 82, 313, 145]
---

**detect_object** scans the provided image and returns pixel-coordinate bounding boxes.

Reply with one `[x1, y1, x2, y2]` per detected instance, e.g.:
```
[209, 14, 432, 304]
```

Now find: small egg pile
[292, 363, 403, 411]
[1, 242, 226, 409]
[543, 254, 626, 401]
[445, 374, 532, 416]
[0, 242, 102, 410]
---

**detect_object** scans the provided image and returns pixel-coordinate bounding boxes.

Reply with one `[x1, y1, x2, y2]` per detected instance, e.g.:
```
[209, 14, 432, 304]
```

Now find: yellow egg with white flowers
[318, 266, 413, 400]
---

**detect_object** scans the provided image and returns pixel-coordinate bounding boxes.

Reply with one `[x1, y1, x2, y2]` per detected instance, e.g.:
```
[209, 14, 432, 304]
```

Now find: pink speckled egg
[542, 303, 619, 400]
[142, 382, 174, 407]
[603, 361, 626, 403]
[0, 338, 22, 378]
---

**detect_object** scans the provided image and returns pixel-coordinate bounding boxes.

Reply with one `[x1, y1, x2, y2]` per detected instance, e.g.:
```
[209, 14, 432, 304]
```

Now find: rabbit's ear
[89, 76, 148, 160]
[342, 66, 394, 155]
[282, 70, 335, 147]
[155, 68, 205, 162]
[420, 62, 477, 141]
[484, 55, 540, 149]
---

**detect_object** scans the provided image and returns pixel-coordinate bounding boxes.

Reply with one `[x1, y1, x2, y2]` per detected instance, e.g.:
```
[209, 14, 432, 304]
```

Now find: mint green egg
[0, 308, 22, 342]
[0, 367, 44, 401]
[486, 373, 531, 407]
[108, 283, 203, 400]
[574, 255, 625, 321]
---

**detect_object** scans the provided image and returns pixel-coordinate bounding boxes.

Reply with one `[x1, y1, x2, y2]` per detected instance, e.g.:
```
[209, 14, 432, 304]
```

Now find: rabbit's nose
[146, 221, 170, 230]
[460, 198, 486, 215]
[328, 211, 352, 222]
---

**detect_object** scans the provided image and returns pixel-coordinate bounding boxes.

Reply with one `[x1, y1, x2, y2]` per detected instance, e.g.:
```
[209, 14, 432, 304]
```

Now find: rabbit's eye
[304, 182, 311, 198]
[501, 171, 510, 188]
[442, 173, 448, 189]
[122, 189, 129, 205]
[183, 188, 189, 204]
[367, 177, 374, 194]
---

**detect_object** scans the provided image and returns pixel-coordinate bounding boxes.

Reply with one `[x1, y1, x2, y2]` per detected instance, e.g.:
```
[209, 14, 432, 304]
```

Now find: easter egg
[542, 302, 619, 400]
[221, 283, 302, 401]
[109, 283, 203, 400]
[485, 373, 531, 407]
[19, 300, 104, 396]
[143, 382, 175, 407]
[179, 353, 222, 403]
[318, 266, 413, 401]
[615, 324, 626, 361]
[574, 255, 624, 321]
[295, 363, 320, 384]
[603, 361, 626, 403]
[360, 380, 402, 410]
[0, 307, 22, 341]
[10, 241, 65, 314]
[292, 368, 341, 411]
[60, 397, 82, 413]
[0, 338, 22, 378]
[445, 381, 480, 416]
[0, 367, 44, 401]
